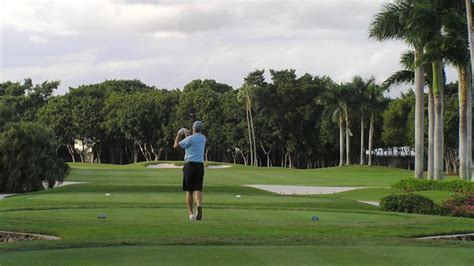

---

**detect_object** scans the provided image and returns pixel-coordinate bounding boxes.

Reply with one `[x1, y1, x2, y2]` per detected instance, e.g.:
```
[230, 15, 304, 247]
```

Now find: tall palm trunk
[245, 103, 253, 166]
[458, 66, 471, 180]
[465, 0, 474, 181]
[360, 115, 364, 165]
[469, 83, 472, 180]
[248, 98, 258, 167]
[414, 48, 425, 178]
[433, 61, 444, 180]
[368, 112, 374, 166]
[339, 116, 345, 166]
[345, 107, 351, 165]
[428, 87, 435, 179]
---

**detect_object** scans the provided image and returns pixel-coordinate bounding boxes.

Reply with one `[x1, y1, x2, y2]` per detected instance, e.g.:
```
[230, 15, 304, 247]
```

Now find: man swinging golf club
[173, 121, 206, 221]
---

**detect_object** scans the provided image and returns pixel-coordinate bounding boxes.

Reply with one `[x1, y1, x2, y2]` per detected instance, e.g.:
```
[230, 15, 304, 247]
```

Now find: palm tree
[420, 0, 462, 180]
[366, 83, 386, 166]
[344, 99, 351, 165]
[443, 2, 472, 180]
[370, 0, 429, 178]
[238, 83, 257, 166]
[384, 50, 435, 179]
[323, 85, 348, 166]
[351, 76, 372, 165]
[465, 0, 474, 181]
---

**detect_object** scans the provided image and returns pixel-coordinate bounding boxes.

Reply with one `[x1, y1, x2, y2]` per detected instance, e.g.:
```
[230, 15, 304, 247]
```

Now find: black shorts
[183, 162, 204, 191]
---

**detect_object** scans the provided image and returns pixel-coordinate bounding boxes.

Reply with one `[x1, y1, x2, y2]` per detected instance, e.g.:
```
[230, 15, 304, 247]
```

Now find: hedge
[393, 178, 474, 193]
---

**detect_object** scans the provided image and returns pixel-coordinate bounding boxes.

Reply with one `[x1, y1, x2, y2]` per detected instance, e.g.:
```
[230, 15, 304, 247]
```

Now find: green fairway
[1, 245, 474, 266]
[0, 163, 473, 265]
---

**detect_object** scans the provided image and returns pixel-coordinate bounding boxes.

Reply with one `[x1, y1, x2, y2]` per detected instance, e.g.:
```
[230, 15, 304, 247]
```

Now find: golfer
[173, 121, 206, 221]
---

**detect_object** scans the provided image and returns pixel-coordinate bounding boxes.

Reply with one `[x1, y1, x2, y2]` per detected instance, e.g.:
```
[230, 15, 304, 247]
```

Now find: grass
[0, 162, 473, 265]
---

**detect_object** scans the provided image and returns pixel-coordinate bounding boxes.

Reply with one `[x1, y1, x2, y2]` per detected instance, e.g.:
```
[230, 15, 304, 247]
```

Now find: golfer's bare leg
[194, 191, 202, 207]
[185, 191, 193, 215]
[194, 191, 203, 220]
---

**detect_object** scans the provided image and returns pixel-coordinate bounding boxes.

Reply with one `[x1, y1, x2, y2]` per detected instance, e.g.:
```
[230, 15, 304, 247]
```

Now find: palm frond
[369, 2, 405, 41]
[400, 50, 415, 70]
[383, 70, 415, 88]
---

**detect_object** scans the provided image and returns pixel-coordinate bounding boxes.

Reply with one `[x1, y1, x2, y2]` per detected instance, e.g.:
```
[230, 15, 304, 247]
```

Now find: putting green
[0, 163, 472, 265]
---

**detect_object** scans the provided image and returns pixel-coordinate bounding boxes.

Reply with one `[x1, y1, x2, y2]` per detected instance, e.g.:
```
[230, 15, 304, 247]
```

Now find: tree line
[0, 71, 466, 176]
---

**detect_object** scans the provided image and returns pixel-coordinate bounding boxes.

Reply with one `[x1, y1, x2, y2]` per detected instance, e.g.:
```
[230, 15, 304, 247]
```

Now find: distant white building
[369, 146, 415, 157]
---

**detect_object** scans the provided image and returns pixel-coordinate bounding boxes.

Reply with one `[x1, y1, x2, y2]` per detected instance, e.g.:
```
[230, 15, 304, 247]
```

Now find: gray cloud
[0, 0, 456, 97]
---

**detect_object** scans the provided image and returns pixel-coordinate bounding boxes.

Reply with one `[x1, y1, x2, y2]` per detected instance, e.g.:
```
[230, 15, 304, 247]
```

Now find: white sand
[53, 181, 87, 187]
[417, 233, 474, 240]
[1, 181, 88, 200]
[0, 194, 16, 200]
[207, 165, 231, 169]
[146, 163, 182, 169]
[0, 230, 61, 240]
[147, 164, 231, 169]
[357, 200, 380, 207]
[245, 185, 367, 195]
[42, 181, 88, 189]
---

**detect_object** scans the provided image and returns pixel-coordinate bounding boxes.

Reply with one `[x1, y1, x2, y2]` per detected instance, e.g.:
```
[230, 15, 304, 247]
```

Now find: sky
[0, 0, 457, 97]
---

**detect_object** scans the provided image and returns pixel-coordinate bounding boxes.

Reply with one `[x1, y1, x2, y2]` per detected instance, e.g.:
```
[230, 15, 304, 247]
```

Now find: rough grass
[0, 162, 472, 265]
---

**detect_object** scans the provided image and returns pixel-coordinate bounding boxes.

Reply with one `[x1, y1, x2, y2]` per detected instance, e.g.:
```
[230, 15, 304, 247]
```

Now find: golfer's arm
[173, 134, 182, 149]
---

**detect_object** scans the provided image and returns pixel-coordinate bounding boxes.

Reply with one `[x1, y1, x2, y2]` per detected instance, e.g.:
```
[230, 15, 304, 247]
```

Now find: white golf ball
[105, 193, 111, 196]
[236, 195, 241, 198]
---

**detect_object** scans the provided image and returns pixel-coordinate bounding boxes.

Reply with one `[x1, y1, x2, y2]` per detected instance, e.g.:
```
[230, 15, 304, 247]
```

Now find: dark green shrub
[393, 178, 433, 192]
[0, 122, 69, 193]
[393, 178, 474, 193]
[434, 180, 474, 193]
[380, 193, 441, 215]
[442, 194, 474, 218]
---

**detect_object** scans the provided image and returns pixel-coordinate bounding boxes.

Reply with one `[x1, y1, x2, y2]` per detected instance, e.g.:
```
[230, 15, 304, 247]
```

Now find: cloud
[28, 35, 47, 43]
[1, 0, 383, 34]
[0, 0, 457, 98]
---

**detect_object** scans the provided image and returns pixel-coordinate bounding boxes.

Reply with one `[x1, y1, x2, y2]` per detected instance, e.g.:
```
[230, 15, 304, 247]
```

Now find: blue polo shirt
[179, 133, 206, 163]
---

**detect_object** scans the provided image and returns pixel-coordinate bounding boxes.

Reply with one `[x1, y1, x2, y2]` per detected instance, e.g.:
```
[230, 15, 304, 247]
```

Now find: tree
[382, 91, 415, 147]
[0, 79, 60, 122]
[442, 2, 472, 180]
[219, 90, 247, 164]
[238, 83, 258, 166]
[0, 102, 14, 133]
[68, 87, 106, 163]
[417, 1, 446, 180]
[465, 0, 474, 181]
[370, 0, 431, 178]
[38, 96, 76, 162]
[66, 80, 154, 163]
[443, 83, 460, 175]
[350, 76, 374, 165]
[0, 122, 69, 192]
[323, 84, 349, 166]
[384, 50, 435, 178]
[366, 83, 387, 166]
[177, 79, 231, 161]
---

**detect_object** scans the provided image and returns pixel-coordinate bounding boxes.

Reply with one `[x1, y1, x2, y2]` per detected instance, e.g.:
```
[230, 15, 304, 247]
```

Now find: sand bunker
[357, 200, 380, 207]
[417, 233, 474, 241]
[0, 231, 60, 243]
[147, 164, 231, 169]
[1, 181, 88, 200]
[0, 194, 15, 200]
[207, 165, 231, 169]
[245, 185, 367, 195]
[146, 163, 182, 169]
[48, 181, 87, 188]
